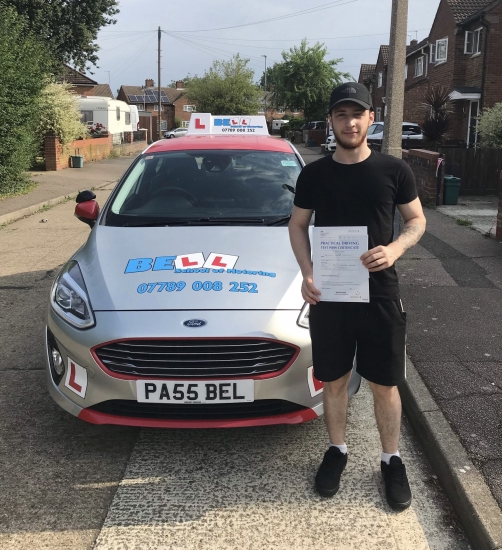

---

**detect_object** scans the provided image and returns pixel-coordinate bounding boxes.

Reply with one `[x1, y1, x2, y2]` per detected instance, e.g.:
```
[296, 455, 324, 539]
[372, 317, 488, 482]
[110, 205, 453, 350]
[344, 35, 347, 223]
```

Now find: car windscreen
[105, 149, 301, 226]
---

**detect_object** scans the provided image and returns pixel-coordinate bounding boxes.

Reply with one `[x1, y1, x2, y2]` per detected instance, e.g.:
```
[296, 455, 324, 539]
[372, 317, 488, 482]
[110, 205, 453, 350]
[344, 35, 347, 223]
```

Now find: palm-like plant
[420, 86, 453, 145]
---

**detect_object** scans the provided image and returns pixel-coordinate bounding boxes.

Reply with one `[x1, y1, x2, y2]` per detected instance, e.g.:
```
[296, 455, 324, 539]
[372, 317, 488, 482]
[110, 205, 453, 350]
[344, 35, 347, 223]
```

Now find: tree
[269, 40, 351, 122]
[420, 86, 454, 146]
[8, 0, 119, 71]
[477, 103, 502, 148]
[185, 55, 262, 115]
[0, 6, 52, 196]
[36, 82, 88, 146]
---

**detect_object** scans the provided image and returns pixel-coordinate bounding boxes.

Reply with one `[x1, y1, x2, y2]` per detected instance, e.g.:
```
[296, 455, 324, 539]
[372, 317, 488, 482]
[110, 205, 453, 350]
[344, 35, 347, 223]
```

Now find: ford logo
[183, 319, 207, 328]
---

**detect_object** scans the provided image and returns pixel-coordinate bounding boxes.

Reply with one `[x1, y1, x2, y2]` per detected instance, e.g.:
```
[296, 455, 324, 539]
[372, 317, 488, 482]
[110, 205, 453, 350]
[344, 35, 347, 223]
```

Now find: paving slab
[93, 382, 470, 550]
[437, 196, 498, 237]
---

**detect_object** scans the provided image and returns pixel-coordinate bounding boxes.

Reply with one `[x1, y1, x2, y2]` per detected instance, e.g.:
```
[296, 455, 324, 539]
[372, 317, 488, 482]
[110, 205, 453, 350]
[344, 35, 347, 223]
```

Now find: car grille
[89, 399, 307, 420]
[94, 339, 298, 378]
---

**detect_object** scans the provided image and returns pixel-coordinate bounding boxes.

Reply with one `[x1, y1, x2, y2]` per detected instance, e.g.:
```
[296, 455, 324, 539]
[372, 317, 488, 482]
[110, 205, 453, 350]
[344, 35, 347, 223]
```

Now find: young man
[289, 82, 426, 511]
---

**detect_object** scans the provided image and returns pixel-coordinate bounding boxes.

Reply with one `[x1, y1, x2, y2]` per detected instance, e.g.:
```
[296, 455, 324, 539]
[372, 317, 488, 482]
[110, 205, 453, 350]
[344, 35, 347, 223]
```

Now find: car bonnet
[76, 226, 307, 311]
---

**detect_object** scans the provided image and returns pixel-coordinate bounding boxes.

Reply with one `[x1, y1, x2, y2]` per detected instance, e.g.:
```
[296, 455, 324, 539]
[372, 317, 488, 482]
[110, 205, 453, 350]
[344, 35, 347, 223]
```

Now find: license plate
[136, 379, 254, 404]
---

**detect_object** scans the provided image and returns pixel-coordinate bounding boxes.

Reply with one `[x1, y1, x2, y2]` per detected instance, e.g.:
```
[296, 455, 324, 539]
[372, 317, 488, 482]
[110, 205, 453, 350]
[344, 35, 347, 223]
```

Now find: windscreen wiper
[266, 215, 291, 226]
[121, 217, 266, 227]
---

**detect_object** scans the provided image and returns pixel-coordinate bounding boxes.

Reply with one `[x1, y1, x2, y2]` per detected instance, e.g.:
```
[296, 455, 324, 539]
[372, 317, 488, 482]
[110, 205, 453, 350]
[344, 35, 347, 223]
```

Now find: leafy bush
[286, 117, 306, 130]
[279, 124, 291, 138]
[174, 116, 183, 129]
[477, 102, 502, 148]
[0, 6, 53, 196]
[36, 81, 87, 145]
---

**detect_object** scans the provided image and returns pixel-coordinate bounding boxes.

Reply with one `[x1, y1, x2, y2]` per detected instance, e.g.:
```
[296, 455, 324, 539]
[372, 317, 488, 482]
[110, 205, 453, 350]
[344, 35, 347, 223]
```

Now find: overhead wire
[167, 0, 359, 33]
[112, 34, 158, 79]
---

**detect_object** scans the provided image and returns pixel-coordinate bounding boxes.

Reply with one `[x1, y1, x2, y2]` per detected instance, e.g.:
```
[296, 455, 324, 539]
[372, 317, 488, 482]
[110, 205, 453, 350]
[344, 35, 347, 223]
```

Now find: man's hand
[360, 243, 402, 272]
[302, 274, 321, 304]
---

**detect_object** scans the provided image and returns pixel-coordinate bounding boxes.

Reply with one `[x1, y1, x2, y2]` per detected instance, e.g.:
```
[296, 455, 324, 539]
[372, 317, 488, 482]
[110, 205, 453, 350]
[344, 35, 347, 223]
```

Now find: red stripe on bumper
[78, 407, 318, 428]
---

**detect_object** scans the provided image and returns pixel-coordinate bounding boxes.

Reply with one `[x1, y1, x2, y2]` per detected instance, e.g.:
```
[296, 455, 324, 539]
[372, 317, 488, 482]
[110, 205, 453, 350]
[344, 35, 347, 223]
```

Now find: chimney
[176, 80, 184, 90]
[410, 39, 418, 46]
[145, 78, 154, 88]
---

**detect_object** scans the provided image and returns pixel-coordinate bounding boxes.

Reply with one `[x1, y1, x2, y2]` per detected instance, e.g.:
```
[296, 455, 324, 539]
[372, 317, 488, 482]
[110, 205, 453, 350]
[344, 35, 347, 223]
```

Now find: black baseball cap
[329, 82, 373, 112]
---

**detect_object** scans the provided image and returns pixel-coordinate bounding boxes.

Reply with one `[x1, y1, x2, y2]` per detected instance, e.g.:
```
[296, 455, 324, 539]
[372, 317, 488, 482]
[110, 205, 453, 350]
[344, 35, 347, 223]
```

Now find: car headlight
[297, 302, 310, 329]
[51, 261, 95, 328]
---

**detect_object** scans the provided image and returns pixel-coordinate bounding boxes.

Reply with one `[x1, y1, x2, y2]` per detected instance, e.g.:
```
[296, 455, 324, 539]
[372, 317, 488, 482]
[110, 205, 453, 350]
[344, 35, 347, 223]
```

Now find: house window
[430, 43, 436, 63]
[116, 107, 120, 121]
[182, 120, 190, 128]
[80, 110, 93, 124]
[436, 38, 448, 63]
[384, 105, 387, 117]
[125, 112, 131, 125]
[415, 56, 424, 77]
[465, 28, 482, 54]
[376, 107, 382, 122]
[154, 104, 159, 111]
[369, 83, 373, 93]
[405, 64, 408, 80]
[160, 120, 167, 131]
[377, 71, 383, 88]
[183, 105, 196, 112]
[277, 107, 285, 114]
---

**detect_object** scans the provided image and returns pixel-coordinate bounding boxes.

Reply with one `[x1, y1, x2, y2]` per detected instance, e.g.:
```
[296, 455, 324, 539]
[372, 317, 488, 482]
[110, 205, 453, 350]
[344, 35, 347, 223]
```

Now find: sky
[90, 0, 442, 96]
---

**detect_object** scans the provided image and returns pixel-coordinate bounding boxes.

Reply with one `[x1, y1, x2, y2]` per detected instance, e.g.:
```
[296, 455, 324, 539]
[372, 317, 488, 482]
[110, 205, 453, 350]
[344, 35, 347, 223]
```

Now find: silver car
[46, 115, 360, 428]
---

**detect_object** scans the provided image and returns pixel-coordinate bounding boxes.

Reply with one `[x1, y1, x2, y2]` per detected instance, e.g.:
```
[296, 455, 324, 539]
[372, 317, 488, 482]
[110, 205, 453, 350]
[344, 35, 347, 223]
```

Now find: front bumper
[46, 308, 327, 428]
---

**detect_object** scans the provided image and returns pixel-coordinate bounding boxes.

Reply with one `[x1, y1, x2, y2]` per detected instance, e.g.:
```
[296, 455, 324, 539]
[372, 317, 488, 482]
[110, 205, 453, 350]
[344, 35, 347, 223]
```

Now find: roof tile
[447, 0, 495, 22]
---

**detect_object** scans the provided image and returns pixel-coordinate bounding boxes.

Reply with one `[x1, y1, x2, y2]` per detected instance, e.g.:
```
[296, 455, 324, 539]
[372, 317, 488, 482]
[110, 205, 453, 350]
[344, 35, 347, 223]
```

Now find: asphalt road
[0, 168, 471, 549]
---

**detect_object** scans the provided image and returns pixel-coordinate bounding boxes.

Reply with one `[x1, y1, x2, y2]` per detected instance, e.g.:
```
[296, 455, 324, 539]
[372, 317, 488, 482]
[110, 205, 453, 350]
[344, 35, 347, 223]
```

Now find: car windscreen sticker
[65, 359, 88, 398]
[281, 160, 298, 167]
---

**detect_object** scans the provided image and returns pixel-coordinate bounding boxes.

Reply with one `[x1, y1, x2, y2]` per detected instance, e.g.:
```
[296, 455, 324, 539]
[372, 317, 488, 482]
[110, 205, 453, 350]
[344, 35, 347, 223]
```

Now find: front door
[467, 100, 479, 148]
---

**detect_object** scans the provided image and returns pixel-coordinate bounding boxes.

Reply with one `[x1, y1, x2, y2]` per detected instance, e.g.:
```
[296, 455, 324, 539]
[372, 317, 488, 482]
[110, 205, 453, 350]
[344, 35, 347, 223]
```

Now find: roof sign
[187, 113, 269, 135]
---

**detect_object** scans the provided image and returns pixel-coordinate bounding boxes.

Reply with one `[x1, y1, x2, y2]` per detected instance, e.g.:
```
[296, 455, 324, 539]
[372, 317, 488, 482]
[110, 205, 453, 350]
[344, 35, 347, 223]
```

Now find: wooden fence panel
[440, 148, 502, 195]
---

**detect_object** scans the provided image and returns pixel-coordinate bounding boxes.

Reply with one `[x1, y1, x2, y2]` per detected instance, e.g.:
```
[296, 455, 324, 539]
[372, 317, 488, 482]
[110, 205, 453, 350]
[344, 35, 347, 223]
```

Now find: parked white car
[366, 122, 423, 143]
[164, 128, 188, 139]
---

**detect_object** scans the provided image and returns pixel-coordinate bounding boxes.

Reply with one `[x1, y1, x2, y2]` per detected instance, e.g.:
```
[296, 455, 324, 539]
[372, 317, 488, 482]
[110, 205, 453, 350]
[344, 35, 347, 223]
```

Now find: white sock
[381, 450, 400, 464]
[329, 443, 347, 455]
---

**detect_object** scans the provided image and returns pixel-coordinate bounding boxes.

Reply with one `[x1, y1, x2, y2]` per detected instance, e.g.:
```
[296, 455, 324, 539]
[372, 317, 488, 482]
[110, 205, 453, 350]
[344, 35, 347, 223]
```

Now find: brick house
[117, 80, 195, 139]
[358, 64, 376, 89]
[93, 84, 114, 99]
[60, 65, 98, 95]
[404, 37, 430, 123]
[372, 46, 390, 122]
[258, 92, 303, 123]
[403, 0, 502, 146]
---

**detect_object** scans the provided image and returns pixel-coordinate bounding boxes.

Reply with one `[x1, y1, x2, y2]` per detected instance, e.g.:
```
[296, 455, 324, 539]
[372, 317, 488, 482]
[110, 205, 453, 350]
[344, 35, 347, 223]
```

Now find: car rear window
[105, 149, 301, 226]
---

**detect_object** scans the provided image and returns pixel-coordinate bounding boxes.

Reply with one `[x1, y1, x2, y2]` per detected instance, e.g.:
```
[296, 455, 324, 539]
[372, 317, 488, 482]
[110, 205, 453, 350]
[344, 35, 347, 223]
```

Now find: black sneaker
[315, 447, 348, 497]
[381, 456, 412, 511]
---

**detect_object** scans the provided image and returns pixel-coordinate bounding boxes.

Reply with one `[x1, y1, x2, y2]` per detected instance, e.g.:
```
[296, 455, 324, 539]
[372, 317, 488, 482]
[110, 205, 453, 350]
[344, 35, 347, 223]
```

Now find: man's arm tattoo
[396, 222, 425, 253]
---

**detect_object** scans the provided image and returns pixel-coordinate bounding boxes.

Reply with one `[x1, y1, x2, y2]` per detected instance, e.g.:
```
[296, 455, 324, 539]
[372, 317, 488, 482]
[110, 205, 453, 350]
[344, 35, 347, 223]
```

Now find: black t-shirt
[294, 151, 418, 300]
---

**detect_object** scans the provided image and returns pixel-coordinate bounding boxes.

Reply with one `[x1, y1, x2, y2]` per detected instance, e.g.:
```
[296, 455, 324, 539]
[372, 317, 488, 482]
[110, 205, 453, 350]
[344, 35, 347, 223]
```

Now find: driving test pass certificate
[313, 227, 370, 303]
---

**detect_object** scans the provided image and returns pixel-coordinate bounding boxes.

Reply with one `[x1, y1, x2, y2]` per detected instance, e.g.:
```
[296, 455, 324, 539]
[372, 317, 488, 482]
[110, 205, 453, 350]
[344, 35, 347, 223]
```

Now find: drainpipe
[479, 15, 490, 112]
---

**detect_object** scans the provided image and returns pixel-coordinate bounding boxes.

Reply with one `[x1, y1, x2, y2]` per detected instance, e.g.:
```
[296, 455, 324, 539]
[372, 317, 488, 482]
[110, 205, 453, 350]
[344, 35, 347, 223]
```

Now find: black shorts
[309, 299, 406, 387]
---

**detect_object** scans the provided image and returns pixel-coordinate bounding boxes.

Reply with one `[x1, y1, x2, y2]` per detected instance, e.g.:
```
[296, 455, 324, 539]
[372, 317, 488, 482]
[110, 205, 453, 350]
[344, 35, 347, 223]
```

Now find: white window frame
[154, 104, 159, 111]
[160, 120, 167, 131]
[183, 105, 196, 112]
[405, 64, 408, 80]
[430, 43, 436, 63]
[436, 38, 448, 63]
[376, 107, 382, 122]
[384, 105, 388, 117]
[377, 71, 383, 88]
[369, 83, 373, 93]
[182, 120, 190, 128]
[415, 56, 424, 77]
[465, 28, 482, 55]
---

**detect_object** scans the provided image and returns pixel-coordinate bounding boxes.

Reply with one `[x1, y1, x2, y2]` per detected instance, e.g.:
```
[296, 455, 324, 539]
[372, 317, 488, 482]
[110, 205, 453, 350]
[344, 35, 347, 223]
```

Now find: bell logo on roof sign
[187, 113, 269, 135]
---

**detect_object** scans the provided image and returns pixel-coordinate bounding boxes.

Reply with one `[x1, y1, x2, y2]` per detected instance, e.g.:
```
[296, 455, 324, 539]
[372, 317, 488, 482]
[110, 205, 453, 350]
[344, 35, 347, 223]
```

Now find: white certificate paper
[313, 227, 370, 303]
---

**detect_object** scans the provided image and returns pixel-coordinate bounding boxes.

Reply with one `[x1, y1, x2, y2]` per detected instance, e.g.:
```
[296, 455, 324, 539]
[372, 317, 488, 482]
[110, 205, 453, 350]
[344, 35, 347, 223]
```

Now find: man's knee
[324, 371, 351, 396]
[369, 381, 399, 401]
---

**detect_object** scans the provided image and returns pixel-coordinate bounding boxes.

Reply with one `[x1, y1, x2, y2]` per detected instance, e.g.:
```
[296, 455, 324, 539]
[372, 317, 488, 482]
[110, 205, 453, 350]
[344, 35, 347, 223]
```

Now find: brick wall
[404, 47, 429, 123]
[402, 149, 443, 204]
[482, 4, 502, 110]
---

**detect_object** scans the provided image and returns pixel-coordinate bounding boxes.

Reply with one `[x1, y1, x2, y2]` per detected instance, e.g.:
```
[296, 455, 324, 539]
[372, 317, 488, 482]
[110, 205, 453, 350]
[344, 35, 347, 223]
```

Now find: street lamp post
[261, 55, 267, 121]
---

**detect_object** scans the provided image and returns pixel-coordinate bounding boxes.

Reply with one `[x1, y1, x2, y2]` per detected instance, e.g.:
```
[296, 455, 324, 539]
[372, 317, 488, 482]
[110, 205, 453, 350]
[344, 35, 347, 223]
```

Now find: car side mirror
[76, 190, 96, 203]
[75, 197, 99, 228]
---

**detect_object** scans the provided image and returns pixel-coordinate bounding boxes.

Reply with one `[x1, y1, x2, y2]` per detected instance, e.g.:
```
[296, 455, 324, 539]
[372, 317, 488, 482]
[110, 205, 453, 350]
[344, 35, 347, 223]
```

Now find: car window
[106, 150, 301, 226]
[367, 124, 378, 136]
[402, 125, 421, 135]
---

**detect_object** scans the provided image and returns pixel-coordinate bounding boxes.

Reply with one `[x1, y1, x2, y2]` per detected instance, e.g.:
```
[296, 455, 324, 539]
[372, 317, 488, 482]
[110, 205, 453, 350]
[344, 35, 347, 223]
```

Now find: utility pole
[382, 0, 408, 158]
[261, 54, 267, 121]
[158, 26, 162, 140]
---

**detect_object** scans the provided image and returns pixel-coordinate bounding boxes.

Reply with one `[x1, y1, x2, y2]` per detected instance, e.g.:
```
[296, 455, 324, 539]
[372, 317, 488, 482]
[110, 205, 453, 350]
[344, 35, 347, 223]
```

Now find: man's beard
[333, 128, 368, 150]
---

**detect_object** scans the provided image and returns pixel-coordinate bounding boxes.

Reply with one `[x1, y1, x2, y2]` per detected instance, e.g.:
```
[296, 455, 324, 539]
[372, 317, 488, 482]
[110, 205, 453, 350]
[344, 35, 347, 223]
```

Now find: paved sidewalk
[0, 156, 137, 225]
